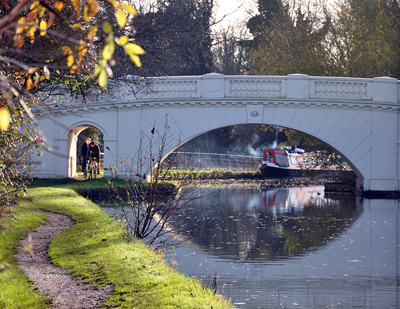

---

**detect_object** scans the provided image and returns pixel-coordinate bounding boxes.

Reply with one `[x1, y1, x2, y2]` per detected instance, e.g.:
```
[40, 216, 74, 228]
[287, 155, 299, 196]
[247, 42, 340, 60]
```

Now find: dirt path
[16, 210, 113, 308]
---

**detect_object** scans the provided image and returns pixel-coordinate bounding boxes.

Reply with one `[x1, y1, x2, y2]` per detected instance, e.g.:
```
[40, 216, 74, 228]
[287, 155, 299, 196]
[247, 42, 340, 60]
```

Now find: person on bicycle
[88, 141, 101, 174]
[80, 138, 91, 176]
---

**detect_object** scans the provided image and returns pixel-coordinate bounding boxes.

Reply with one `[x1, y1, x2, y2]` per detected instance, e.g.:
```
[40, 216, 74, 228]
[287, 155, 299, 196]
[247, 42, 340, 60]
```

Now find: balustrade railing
[310, 77, 371, 100]
[40, 74, 400, 107]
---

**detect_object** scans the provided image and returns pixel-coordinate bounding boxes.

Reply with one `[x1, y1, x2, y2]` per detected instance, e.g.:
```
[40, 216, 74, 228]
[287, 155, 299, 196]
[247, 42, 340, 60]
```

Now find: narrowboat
[260, 149, 304, 178]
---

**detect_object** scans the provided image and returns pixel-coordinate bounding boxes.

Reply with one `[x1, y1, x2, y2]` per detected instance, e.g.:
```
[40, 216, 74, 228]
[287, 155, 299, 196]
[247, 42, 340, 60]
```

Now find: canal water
[105, 186, 400, 308]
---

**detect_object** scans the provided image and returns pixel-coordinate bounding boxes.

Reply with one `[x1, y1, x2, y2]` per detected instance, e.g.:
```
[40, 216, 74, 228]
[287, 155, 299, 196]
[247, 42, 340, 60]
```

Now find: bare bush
[107, 115, 204, 248]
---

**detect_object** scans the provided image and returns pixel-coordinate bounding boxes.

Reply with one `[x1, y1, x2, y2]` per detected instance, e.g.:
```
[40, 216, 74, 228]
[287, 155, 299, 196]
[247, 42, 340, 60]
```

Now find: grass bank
[0, 185, 232, 308]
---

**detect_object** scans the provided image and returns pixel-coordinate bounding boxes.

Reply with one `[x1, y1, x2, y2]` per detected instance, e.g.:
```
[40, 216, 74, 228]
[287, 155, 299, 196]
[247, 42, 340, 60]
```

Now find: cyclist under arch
[88, 141, 100, 174]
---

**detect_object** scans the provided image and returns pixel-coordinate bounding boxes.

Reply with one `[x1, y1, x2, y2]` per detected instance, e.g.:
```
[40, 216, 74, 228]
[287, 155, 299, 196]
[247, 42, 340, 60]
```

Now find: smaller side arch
[63, 120, 110, 138]
[65, 121, 110, 178]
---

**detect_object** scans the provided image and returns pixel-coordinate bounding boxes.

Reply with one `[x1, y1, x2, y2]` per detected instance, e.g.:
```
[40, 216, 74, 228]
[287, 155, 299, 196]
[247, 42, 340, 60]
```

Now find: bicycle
[85, 157, 98, 179]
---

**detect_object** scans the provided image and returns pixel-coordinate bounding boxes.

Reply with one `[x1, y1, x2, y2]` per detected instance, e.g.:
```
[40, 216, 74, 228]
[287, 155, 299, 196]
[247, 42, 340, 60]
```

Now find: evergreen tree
[246, 0, 285, 48]
[115, 0, 214, 76]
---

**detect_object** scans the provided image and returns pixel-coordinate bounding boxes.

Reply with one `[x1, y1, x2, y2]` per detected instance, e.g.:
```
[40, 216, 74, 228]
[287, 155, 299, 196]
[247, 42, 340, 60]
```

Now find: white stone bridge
[34, 73, 400, 192]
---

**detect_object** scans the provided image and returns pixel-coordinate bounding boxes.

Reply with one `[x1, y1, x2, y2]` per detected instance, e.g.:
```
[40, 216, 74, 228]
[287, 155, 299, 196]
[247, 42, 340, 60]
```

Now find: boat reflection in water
[170, 186, 362, 262]
[261, 186, 323, 215]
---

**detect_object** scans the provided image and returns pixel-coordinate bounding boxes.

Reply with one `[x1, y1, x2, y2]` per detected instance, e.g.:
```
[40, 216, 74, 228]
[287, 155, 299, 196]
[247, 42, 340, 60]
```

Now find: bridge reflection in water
[164, 187, 399, 309]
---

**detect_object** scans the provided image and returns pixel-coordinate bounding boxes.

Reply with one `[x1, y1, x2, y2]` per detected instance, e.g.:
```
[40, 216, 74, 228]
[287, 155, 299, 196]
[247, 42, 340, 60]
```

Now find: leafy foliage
[282, 128, 326, 152]
[0, 0, 144, 128]
[249, 1, 335, 76]
[246, 0, 284, 48]
[0, 101, 40, 206]
[249, 0, 399, 77]
[0, 0, 144, 206]
[124, 0, 214, 77]
[332, 0, 399, 78]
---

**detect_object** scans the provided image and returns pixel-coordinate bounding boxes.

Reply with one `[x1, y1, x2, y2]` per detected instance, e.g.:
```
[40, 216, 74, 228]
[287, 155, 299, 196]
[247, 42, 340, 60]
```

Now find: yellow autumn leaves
[84, 0, 99, 22]
[14, 1, 53, 47]
[113, 2, 144, 66]
[124, 43, 145, 68]
[72, 0, 145, 88]
[0, 109, 10, 131]
[115, 2, 138, 28]
[94, 2, 144, 88]
[1, 0, 145, 131]
[13, 0, 144, 91]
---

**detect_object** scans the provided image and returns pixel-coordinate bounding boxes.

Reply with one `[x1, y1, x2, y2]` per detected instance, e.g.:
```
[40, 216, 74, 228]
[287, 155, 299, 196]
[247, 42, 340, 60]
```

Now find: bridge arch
[34, 73, 400, 192]
[171, 123, 363, 180]
[64, 121, 109, 177]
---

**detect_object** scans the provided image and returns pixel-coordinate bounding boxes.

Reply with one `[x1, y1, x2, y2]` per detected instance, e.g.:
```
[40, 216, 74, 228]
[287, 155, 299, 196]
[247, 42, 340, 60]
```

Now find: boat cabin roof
[263, 149, 287, 161]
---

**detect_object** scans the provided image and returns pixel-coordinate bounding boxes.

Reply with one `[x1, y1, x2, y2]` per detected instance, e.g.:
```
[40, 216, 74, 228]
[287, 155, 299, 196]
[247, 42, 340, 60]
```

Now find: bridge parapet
[42, 73, 400, 108]
[224, 74, 374, 101]
[309, 76, 370, 100]
[135, 73, 400, 105]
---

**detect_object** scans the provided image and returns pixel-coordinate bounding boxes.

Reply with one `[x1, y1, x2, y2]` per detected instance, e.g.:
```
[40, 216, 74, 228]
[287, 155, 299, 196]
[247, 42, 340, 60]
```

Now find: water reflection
[162, 187, 400, 308]
[171, 186, 362, 261]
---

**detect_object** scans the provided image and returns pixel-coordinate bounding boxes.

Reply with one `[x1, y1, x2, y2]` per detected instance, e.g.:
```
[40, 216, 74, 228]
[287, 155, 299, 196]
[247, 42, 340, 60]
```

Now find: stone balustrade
[43, 73, 400, 107]
[122, 73, 400, 103]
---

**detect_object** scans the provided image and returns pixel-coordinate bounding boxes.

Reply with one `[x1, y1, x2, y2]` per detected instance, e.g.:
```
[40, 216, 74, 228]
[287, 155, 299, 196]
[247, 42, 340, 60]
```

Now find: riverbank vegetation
[0, 185, 232, 308]
[164, 168, 261, 180]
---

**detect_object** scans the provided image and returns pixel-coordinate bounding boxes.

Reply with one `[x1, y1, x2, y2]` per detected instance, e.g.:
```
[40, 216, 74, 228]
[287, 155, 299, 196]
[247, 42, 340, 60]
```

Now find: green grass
[30, 177, 172, 190]
[75, 168, 105, 180]
[30, 177, 118, 188]
[1, 186, 232, 309]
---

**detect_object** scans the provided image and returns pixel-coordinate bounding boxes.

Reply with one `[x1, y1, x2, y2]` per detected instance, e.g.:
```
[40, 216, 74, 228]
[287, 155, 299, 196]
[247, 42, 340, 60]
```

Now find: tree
[2, 0, 144, 88]
[0, 100, 40, 206]
[249, 0, 399, 78]
[331, 0, 399, 78]
[0, 0, 144, 205]
[249, 1, 334, 76]
[381, 0, 400, 78]
[247, 0, 284, 47]
[111, 0, 215, 77]
[212, 25, 249, 75]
